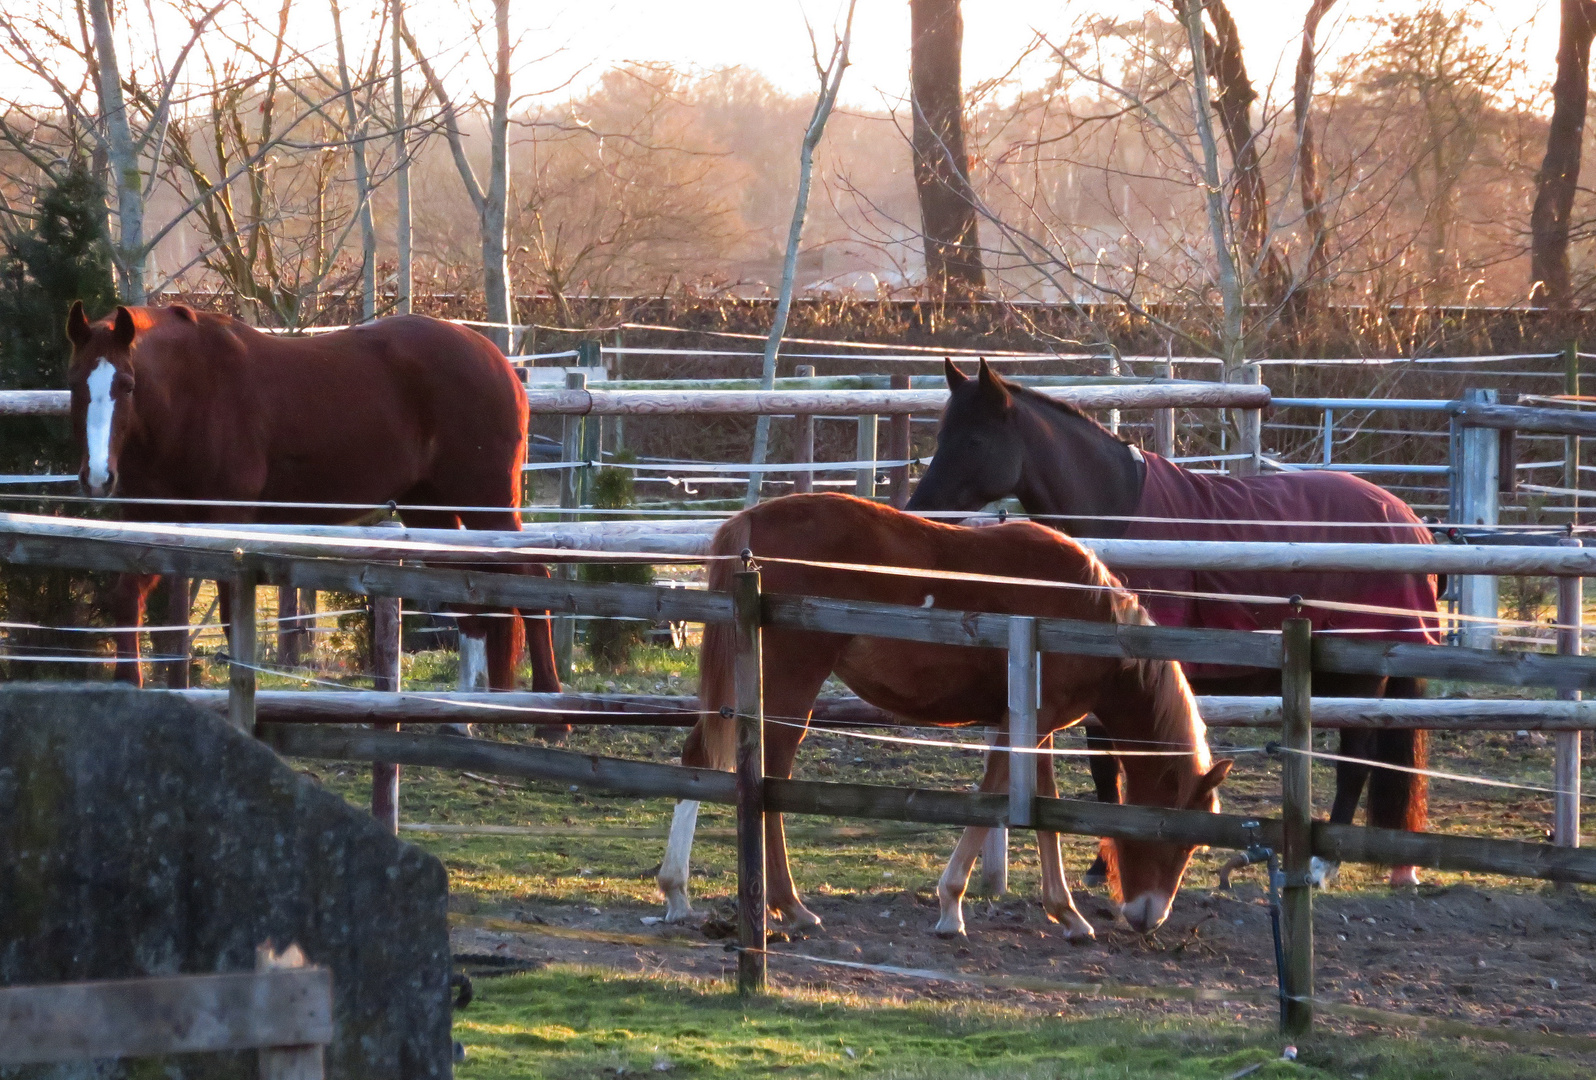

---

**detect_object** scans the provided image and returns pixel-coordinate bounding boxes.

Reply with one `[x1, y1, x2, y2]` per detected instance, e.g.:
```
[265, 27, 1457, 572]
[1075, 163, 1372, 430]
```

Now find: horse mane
[1004, 377, 1134, 448]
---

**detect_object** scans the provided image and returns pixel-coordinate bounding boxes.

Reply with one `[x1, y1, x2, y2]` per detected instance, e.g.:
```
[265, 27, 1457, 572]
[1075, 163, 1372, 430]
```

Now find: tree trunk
[483, 0, 513, 350]
[1532, 0, 1596, 308]
[331, 0, 376, 321]
[392, 0, 412, 315]
[1293, 0, 1338, 297]
[86, 0, 145, 302]
[909, 0, 983, 295]
[1175, 0, 1283, 302]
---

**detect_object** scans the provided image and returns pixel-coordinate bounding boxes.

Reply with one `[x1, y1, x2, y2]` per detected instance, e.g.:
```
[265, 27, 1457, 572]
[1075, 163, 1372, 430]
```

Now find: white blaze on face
[85, 358, 116, 491]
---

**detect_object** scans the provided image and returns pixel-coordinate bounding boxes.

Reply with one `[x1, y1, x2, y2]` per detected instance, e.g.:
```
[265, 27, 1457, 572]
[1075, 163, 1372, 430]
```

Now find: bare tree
[909, 0, 983, 294]
[402, 0, 513, 348]
[744, 2, 856, 504]
[1293, 0, 1340, 300]
[392, 0, 412, 315]
[1532, 0, 1596, 308]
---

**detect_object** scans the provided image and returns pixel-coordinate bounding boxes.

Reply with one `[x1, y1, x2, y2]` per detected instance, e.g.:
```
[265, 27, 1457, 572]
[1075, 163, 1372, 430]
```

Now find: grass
[452, 965, 1588, 1080]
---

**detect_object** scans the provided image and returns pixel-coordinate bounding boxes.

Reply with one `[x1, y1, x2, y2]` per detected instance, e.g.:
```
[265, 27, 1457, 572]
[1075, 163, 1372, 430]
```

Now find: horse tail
[682, 513, 751, 772]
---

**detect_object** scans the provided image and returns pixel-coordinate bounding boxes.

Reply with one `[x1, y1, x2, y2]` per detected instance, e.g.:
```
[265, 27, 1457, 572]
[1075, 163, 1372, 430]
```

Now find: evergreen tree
[0, 165, 118, 677]
[0, 164, 116, 470]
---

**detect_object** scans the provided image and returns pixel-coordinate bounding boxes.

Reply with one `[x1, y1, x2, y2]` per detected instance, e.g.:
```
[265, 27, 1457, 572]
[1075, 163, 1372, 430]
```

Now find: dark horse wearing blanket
[658, 494, 1232, 941]
[64, 302, 559, 693]
[908, 360, 1439, 887]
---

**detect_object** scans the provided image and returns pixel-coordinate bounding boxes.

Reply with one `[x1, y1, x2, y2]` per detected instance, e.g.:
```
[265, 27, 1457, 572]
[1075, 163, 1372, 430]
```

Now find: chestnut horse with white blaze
[64, 302, 559, 693]
[657, 494, 1232, 941]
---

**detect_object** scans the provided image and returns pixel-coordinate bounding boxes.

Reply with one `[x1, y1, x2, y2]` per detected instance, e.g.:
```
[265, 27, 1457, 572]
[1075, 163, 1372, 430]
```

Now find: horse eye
[113, 372, 135, 394]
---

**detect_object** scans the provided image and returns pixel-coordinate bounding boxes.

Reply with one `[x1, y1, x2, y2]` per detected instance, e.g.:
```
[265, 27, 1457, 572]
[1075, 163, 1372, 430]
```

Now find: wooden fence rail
[0, 955, 331, 1074]
[161, 689, 1596, 730]
[259, 723, 1596, 889]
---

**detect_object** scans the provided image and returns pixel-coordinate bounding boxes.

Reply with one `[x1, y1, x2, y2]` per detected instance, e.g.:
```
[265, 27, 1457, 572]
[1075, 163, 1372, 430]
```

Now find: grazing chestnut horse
[64, 302, 558, 693]
[656, 494, 1232, 941]
[907, 359, 1439, 887]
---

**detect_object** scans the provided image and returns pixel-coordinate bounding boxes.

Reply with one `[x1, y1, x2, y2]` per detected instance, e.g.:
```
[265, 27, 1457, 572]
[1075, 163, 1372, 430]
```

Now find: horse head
[905, 358, 1024, 514]
[65, 302, 169, 498]
[1101, 756, 1233, 933]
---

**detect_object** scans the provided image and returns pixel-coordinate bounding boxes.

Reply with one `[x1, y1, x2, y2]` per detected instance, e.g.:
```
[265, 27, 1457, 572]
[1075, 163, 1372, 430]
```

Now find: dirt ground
[450, 873, 1596, 1047]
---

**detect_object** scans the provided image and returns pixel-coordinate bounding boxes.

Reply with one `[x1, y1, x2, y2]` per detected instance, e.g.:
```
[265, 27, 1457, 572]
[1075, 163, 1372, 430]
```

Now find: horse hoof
[933, 921, 966, 939]
[442, 723, 475, 739]
[776, 906, 823, 932]
[1309, 856, 1339, 889]
[1062, 923, 1096, 945]
[534, 724, 571, 744]
[1083, 856, 1109, 889]
[660, 895, 694, 924]
[1389, 866, 1420, 888]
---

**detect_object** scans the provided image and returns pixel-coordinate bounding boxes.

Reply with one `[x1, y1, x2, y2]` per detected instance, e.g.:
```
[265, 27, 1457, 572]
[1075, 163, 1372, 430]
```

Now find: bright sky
[515, 0, 1557, 110]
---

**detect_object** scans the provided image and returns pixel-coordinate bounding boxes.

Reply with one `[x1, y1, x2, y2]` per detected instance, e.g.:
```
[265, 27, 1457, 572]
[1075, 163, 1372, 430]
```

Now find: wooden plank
[523, 382, 1272, 417]
[174, 689, 1596, 731]
[1312, 636, 1596, 693]
[855, 414, 877, 499]
[1457, 389, 1500, 649]
[257, 944, 324, 1080]
[733, 569, 766, 995]
[0, 389, 70, 416]
[0, 968, 332, 1065]
[371, 592, 402, 834]
[1279, 618, 1314, 1037]
[265, 727, 1596, 885]
[792, 365, 815, 495]
[32, 511, 1596, 577]
[1556, 541, 1582, 849]
[1453, 399, 1596, 437]
[163, 576, 191, 689]
[228, 567, 258, 733]
[887, 374, 911, 508]
[1008, 617, 1037, 828]
[260, 724, 737, 804]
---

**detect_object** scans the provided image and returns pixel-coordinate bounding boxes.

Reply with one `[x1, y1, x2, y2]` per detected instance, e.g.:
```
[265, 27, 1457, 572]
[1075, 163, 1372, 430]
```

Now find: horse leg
[111, 573, 159, 686]
[1035, 738, 1095, 942]
[764, 720, 820, 930]
[757, 640, 834, 929]
[522, 594, 565, 742]
[1369, 727, 1427, 888]
[935, 739, 1008, 938]
[1082, 719, 1120, 888]
[659, 798, 701, 924]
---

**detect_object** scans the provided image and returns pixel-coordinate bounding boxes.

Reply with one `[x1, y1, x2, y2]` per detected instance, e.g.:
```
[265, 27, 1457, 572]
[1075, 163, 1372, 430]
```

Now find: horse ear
[113, 306, 138, 349]
[1187, 759, 1234, 808]
[169, 303, 197, 324]
[976, 358, 1010, 404]
[66, 301, 91, 347]
[944, 358, 968, 388]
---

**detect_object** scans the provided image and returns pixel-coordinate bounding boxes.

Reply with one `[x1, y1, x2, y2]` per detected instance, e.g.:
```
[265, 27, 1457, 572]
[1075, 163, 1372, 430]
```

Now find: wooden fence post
[371, 572, 402, 834]
[1154, 358, 1175, 458]
[732, 568, 766, 995]
[1557, 539, 1583, 852]
[888, 374, 912, 508]
[1566, 341, 1582, 524]
[855, 414, 877, 499]
[257, 944, 325, 1080]
[554, 369, 586, 681]
[1280, 617, 1314, 1036]
[1453, 388, 1500, 649]
[980, 729, 1008, 897]
[276, 585, 299, 671]
[1008, 616, 1037, 828]
[227, 562, 258, 733]
[163, 576, 191, 689]
[792, 365, 815, 495]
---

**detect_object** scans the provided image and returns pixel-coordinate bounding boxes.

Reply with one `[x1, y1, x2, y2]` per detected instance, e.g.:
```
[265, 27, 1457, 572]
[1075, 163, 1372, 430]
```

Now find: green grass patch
[454, 965, 1587, 1080]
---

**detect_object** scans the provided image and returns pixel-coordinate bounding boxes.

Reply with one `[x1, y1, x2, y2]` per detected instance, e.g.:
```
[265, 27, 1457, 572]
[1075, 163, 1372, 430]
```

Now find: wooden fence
[0, 945, 331, 1078]
[2, 514, 1595, 1037]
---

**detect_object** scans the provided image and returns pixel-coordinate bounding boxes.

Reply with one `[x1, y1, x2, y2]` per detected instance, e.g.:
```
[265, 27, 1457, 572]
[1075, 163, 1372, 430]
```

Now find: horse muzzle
[79, 467, 116, 499]
[1120, 890, 1174, 933]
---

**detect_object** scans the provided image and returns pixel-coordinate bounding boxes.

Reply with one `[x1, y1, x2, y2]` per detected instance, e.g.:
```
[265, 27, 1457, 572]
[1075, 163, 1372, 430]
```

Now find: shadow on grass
[453, 964, 1587, 1080]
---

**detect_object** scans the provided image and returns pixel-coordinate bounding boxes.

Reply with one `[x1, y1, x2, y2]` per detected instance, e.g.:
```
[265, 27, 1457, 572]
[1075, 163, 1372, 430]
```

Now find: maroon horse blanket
[1121, 453, 1440, 677]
